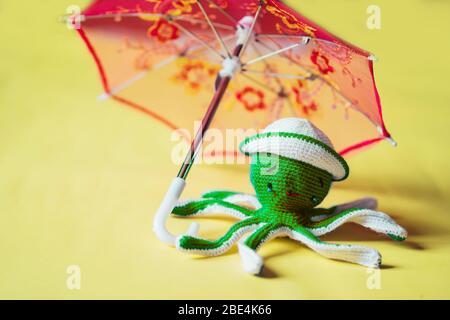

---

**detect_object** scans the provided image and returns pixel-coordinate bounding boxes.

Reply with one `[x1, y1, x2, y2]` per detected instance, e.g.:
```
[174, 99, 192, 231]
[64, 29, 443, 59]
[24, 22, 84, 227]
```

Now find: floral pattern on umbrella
[75, 0, 394, 157]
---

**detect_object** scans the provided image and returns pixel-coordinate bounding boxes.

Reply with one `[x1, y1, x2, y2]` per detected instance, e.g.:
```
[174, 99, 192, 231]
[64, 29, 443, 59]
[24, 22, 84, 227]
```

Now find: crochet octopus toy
[172, 118, 407, 274]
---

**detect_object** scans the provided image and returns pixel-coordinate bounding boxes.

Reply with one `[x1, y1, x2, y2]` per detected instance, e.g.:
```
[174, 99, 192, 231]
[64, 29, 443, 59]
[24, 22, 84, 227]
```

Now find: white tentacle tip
[367, 198, 378, 210]
[391, 227, 408, 241]
[360, 197, 378, 210]
[238, 243, 264, 275]
[365, 250, 382, 269]
[401, 228, 408, 239]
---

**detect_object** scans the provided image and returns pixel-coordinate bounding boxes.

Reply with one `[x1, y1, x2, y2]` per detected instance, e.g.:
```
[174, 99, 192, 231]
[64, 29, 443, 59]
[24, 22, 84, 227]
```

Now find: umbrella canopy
[75, 0, 394, 158]
[73, 0, 396, 245]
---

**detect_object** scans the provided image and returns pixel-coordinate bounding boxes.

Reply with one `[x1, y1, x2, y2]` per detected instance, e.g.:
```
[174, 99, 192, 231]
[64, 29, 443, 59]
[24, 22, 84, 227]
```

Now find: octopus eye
[267, 183, 273, 192]
[318, 178, 324, 188]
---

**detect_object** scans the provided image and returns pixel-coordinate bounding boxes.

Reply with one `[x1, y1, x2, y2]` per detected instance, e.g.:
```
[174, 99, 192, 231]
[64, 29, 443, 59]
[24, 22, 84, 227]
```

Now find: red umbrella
[72, 0, 395, 245]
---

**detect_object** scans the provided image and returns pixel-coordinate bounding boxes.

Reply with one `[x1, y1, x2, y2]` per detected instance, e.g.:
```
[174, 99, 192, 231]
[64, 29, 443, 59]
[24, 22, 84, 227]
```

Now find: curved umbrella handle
[153, 177, 199, 245]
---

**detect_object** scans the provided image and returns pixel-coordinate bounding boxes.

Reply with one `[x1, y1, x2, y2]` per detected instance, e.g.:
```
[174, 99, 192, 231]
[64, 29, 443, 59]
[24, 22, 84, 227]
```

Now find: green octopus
[171, 118, 407, 274]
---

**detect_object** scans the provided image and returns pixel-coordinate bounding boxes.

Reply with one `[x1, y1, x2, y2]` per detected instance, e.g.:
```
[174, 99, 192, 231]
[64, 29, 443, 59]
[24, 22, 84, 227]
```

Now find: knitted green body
[171, 124, 407, 271]
[250, 154, 333, 212]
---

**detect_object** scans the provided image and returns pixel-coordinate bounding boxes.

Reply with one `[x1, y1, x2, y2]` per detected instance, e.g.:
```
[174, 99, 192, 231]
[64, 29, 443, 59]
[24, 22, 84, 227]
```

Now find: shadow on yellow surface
[0, 0, 449, 299]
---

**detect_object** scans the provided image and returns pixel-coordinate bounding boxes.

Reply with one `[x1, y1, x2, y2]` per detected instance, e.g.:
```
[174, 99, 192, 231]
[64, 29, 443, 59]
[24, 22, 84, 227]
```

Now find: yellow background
[1, 0, 449, 299]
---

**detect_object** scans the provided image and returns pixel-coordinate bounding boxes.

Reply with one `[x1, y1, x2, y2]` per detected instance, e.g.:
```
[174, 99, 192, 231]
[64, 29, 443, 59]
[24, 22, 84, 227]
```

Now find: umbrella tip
[386, 136, 398, 147]
[377, 126, 397, 147]
[97, 92, 110, 101]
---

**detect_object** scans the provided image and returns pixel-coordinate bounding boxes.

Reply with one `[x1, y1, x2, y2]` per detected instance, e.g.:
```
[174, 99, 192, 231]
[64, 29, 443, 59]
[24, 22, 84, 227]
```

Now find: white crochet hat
[239, 118, 349, 181]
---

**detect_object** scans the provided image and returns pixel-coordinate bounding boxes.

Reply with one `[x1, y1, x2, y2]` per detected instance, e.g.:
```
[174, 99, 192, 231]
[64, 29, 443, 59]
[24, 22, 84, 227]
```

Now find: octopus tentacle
[176, 217, 263, 256]
[238, 223, 283, 274]
[307, 207, 336, 222]
[244, 223, 283, 250]
[332, 197, 378, 214]
[172, 198, 255, 220]
[289, 225, 382, 268]
[309, 198, 378, 222]
[306, 208, 408, 241]
[201, 190, 261, 209]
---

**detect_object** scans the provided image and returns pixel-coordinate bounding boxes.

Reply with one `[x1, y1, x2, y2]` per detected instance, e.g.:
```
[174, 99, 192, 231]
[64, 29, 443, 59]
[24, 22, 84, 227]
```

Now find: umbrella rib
[168, 19, 225, 60]
[243, 43, 300, 66]
[204, 0, 238, 25]
[80, 13, 234, 31]
[250, 42, 285, 88]
[239, 73, 279, 96]
[97, 55, 179, 100]
[239, 2, 263, 58]
[255, 37, 379, 126]
[81, 13, 163, 20]
[97, 34, 236, 100]
[249, 41, 310, 85]
[97, 70, 147, 101]
[255, 33, 375, 59]
[249, 43, 298, 117]
[242, 69, 311, 80]
[196, 0, 232, 57]
[174, 15, 234, 31]
[240, 72, 297, 118]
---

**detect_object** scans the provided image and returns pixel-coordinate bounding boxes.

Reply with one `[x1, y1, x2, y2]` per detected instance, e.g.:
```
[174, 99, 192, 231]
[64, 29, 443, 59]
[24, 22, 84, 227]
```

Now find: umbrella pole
[153, 45, 244, 246]
[177, 45, 243, 179]
[177, 76, 232, 180]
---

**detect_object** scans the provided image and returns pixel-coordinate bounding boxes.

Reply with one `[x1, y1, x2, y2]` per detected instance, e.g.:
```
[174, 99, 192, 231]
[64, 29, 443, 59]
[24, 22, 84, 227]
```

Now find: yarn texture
[172, 118, 407, 274]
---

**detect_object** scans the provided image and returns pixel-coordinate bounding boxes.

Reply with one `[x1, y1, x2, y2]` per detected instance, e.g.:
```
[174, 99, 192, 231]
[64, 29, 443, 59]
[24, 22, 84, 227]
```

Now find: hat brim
[239, 132, 349, 181]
